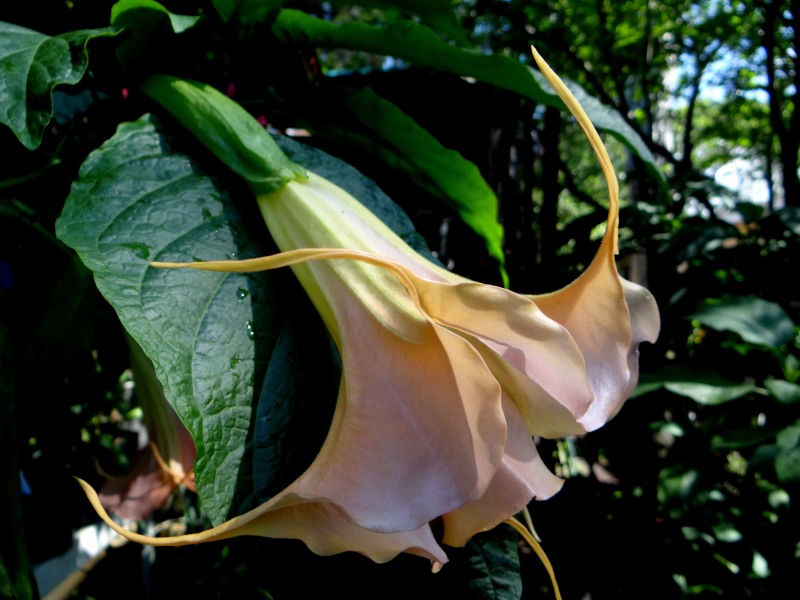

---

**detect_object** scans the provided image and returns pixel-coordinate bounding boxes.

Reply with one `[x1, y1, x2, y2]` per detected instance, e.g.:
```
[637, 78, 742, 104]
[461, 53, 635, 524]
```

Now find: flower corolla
[78, 49, 659, 568]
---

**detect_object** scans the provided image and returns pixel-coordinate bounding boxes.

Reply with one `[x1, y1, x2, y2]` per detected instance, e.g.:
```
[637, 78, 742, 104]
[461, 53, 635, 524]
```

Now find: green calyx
[141, 74, 306, 193]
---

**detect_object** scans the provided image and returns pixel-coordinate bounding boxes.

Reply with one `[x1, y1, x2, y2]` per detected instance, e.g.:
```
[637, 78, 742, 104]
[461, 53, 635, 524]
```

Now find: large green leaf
[317, 85, 506, 282]
[0, 22, 113, 149]
[272, 9, 662, 181]
[688, 297, 796, 348]
[463, 526, 523, 600]
[765, 378, 800, 405]
[250, 308, 339, 503]
[328, 0, 468, 44]
[111, 0, 201, 34]
[775, 420, 800, 483]
[634, 365, 760, 405]
[711, 427, 781, 451]
[55, 114, 293, 523]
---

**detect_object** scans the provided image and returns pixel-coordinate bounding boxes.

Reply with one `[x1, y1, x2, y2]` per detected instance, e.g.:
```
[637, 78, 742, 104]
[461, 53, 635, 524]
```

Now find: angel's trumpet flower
[77, 49, 659, 568]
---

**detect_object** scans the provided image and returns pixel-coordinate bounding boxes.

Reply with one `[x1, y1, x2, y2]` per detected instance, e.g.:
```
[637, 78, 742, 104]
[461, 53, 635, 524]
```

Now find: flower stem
[505, 516, 562, 600]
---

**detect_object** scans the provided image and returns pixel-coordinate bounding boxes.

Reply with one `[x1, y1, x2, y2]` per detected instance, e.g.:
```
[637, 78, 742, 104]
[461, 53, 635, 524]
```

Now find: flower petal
[529, 47, 660, 430]
[621, 277, 662, 399]
[77, 477, 447, 565]
[531, 250, 653, 431]
[284, 277, 507, 532]
[97, 449, 178, 521]
[441, 395, 563, 547]
[455, 330, 586, 438]
[408, 277, 594, 436]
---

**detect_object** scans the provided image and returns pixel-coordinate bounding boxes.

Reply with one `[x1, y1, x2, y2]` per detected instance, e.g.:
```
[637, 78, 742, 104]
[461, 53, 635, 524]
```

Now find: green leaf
[765, 378, 800, 405]
[272, 10, 662, 181]
[110, 0, 202, 70]
[0, 22, 113, 149]
[56, 114, 293, 523]
[111, 0, 201, 34]
[328, 0, 468, 44]
[663, 382, 757, 405]
[141, 74, 305, 194]
[711, 427, 780, 450]
[776, 206, 800, 236]
[711, 523, 742, 543]
[320, 85, 506, 282]
[658, 465, 699, 504]
[211, 0, 285, 23]
[463, 526, 523, 600]
[775, 420, 800, 483]
[751, 550, 770, 578]
[688, 297, 796, 348]
[634, 365, 758, 405]
[252, 310, 339, 502]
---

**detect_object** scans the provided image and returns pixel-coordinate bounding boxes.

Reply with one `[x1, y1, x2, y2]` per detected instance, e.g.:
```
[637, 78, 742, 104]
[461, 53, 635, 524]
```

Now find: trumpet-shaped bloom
[78, 49, 659, 567]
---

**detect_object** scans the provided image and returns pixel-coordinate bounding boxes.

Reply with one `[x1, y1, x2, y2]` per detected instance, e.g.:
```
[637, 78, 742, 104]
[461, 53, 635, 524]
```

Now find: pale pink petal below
[98, 448, 177, 521]
[442, 396, 563, 547]
[79, 478, 448, 565]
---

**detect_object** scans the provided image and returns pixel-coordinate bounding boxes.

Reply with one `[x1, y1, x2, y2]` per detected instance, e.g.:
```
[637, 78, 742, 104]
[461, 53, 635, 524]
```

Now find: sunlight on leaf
[688, 297, 795, 347]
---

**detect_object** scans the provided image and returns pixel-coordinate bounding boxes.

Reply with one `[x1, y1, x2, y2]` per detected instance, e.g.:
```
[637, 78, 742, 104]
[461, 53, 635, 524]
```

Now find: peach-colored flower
[77, 49, 658, 568]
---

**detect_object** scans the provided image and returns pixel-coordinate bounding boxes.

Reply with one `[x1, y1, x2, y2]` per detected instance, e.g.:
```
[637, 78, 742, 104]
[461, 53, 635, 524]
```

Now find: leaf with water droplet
[55, 114, 312, 523]
[123, 243, 150, 260]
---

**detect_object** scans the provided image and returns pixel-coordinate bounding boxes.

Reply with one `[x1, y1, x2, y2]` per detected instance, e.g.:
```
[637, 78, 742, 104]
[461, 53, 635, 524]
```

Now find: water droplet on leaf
[124, 243, 150, 259]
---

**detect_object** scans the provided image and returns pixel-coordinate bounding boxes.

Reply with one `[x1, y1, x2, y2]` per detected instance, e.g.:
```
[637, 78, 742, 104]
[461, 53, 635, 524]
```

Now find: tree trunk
[539, 106, 562, 274]
[763, 0, 799, 206]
